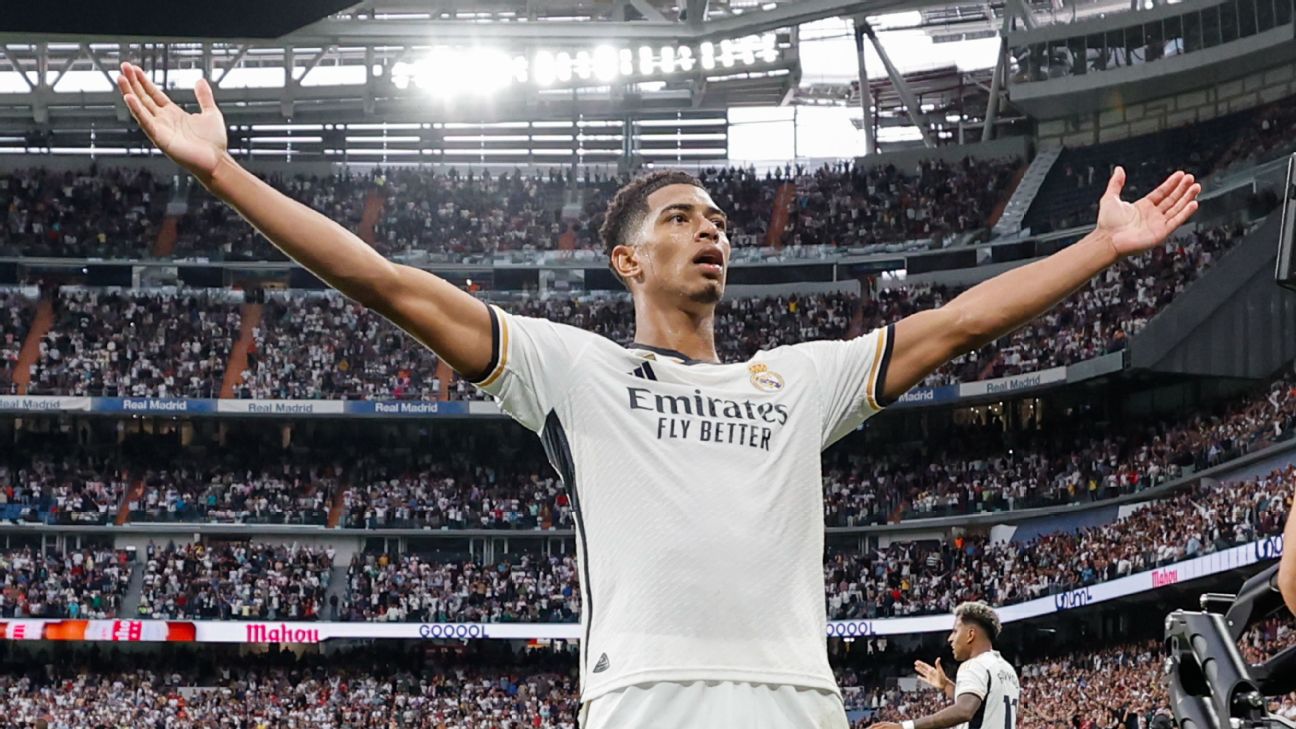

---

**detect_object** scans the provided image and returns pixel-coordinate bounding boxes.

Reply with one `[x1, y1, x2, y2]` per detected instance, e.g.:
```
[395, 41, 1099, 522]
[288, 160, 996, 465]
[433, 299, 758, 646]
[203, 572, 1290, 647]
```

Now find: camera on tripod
[1165, 563, 1296, 729]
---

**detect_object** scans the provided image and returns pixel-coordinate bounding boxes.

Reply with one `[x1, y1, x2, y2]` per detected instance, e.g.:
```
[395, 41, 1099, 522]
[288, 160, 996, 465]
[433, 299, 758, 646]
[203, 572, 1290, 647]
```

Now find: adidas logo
[628, 362, 658, 381]
[593, 653, 611, 673]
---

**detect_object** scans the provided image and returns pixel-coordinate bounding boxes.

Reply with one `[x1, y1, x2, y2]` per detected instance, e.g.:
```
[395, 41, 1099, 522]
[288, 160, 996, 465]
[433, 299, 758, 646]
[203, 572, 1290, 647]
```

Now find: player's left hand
[1096, 167, 1201, 258]
[872, 722, 903, 729]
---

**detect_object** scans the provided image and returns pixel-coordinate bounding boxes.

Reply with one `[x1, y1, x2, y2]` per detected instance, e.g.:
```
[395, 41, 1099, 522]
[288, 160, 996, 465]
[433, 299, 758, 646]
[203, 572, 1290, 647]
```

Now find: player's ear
[611, 243, 642, 281]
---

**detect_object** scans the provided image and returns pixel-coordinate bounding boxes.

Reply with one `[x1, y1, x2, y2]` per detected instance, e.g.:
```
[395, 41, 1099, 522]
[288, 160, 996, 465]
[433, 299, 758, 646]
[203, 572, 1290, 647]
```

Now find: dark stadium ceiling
[0, 0, 928, 44]
[0, 0, 358, 40]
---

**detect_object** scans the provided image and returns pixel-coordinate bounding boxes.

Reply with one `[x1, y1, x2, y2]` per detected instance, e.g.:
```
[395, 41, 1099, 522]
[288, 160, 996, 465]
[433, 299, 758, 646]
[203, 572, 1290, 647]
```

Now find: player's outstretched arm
[873, 694, 982, 729]
[880, 166, 1200, 403]
[115, 62, 492, 378]
[1280, 487, 1296, 616]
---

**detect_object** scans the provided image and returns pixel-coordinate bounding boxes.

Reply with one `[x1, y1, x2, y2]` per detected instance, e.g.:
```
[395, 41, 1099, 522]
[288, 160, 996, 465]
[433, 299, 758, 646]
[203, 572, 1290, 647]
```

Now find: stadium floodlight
[575, 50, 592, 80]
[513, 55, 529, 84]
[556, 52, 573, 82]
[619, 48, 634, 76]
[700, 42, 716, 70]
[741, 36, 757, 65]
[719, 40, 736, 68]
[594, 46, 619, 81]
[534, 51, 556, 86]
[760, 34, 778, 63]
[678, 46, 696, 72]
[638, 46, 654, 74]
[660, 46, 676, 73]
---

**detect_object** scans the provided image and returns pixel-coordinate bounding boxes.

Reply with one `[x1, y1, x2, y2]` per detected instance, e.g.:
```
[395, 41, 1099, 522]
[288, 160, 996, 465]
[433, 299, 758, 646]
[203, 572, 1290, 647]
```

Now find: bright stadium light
[719, 40, 736, 68]
[660, 46, 676, 73]
[556, 51, 573, 82]
[534, 51, 556, 86]
[575, 50, 592, 79]
[513, 55, 529, 83]
[700, 42, 716, 70]
[760, 34, 778, 63]
[594, 46, 619, 81]
[678, 45, 695, 72]
[638, 46, 654, 74]
[741, 36, 757, 65]
[619, 48, 634, 76]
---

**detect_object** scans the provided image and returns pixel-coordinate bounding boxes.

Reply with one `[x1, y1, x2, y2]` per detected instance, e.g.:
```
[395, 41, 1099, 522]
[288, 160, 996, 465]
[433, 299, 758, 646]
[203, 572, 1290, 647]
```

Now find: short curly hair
[955, 601, 1002, 641]
[599, 170, 706, 258]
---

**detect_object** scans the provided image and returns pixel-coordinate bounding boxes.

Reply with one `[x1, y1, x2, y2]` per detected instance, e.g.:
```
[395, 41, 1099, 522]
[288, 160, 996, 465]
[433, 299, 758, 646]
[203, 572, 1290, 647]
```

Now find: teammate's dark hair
[955, 601, 1002, 642]
[599, 170, 706, 259]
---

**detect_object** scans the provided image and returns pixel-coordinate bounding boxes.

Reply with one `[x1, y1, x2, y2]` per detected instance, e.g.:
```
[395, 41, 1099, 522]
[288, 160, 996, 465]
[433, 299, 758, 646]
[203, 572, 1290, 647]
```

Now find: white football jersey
[473, 305, 894, 704]
[954, 650, 1021, 729]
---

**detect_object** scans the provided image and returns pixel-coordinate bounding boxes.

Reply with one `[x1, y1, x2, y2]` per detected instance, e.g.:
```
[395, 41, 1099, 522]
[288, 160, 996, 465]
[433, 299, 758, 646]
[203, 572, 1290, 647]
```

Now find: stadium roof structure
[0, 0, 1053, 155]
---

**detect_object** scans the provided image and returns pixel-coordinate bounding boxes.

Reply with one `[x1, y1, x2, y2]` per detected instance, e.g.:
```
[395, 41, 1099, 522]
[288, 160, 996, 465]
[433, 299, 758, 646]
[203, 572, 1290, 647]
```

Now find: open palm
[1097, 166, 1201, 258]
[116, 62, 227, 182]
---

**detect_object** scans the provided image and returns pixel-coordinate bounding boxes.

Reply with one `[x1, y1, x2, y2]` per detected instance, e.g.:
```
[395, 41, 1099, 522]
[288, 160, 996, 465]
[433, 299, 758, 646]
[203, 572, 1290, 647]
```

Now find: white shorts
[579, 680, 849, 729]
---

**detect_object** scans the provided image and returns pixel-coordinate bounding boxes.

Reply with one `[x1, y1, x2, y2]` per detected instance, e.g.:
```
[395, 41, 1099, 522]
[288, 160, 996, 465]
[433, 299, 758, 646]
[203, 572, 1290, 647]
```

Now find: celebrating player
[116, 63, 1200, 728]
[874, 602, 1020, 729]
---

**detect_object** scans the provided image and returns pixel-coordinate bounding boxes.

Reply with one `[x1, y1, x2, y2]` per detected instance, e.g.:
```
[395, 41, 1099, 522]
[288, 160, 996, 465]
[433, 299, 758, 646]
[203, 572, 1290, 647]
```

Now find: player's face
[949, 618, 972, 661]
[626, 183, 731, 306]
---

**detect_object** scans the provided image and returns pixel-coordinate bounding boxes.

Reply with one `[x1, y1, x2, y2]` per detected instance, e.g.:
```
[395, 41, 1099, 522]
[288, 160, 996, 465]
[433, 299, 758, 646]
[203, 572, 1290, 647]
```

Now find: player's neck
[968, 641, 994, 660]
[631, 299, 720, 363]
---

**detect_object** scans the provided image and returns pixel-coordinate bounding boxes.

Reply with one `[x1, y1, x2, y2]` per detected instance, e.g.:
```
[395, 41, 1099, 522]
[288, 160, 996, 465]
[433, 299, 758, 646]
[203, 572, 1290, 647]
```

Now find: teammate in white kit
[117, 63, 1201, 728]
[875, 602, 1020, 729]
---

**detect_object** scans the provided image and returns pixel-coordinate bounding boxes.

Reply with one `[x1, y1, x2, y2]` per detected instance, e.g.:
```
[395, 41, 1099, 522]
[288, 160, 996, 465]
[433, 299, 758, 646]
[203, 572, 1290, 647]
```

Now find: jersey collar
[626, 342, 713, 365]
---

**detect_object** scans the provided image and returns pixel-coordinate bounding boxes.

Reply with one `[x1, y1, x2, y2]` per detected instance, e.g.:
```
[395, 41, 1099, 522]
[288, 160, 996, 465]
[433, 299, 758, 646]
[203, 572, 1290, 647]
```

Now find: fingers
[130, 62, 173, 110]
[120, 63, 160, 117]
[1164, 181, 1201, 221]
[1155, 173, 1195, 213]
[121, 93, 161, 141]
[195, 77, 217, 113]
[1104, 166, 1127, 199]
[1167, 199, 1200, 230]
[1145, 170, 1185, 206]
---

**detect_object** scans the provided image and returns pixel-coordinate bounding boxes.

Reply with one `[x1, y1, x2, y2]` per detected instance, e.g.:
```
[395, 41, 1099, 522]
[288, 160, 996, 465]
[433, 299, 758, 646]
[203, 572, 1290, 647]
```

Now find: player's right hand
[915, 658, 950, 691]
[117, 62, 227, 183]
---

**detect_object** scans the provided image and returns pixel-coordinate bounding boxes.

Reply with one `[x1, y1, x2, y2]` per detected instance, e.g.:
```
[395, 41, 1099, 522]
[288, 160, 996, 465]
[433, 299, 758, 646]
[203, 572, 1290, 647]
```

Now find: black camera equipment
[1165, 563, 1295, 729]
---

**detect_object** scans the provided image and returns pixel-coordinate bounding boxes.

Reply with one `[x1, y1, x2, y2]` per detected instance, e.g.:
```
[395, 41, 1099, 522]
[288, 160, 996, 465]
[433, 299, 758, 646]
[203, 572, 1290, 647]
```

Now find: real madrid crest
[748, 362, 785, 392]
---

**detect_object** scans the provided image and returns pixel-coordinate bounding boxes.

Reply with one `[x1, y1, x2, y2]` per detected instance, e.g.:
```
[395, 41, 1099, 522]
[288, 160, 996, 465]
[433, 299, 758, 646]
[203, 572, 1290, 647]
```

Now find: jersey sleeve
[468, 305, 596, 432]
[954, 659, 991, 701]
[791, 324, 895, 449]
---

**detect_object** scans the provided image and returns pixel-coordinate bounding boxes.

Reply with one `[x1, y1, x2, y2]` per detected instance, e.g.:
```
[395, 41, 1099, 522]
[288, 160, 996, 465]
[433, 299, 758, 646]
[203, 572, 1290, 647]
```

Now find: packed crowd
[2, 623, 1292, 729]
[127, 459, 336, 525]
[0, 214, 1251, 401]
[0, 166, 167, 258]
[1, 156, 1023, 264]
[235, 292, 446, 401]
[837, 366, 1296, 524]
[176, 171, 373, 261]
[827, 465, 1293, 620]
[779, 157, 1021, 249]
[0, 547, 129, 619]
[0, 290, 34, 395]
[344, 551, 580, 623]
[26, 288, 240, 398]
[0, 646, 583, 728]
[136, 541, 334, 621]
[0, 445, 128, 526]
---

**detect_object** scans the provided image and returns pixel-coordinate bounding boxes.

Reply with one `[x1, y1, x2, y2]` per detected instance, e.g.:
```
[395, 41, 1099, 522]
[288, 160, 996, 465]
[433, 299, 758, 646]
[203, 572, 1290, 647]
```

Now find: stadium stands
[136, 541, 334, 620]
[0, 547, 129, 619]
[2, 158, 1022, 262]
[345, 550, 580, 623]
[0, 214, 1250, 404]
[26, 289, 239, 398]
[0, 166, 167, 258]
[0, 290, 35, 395]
